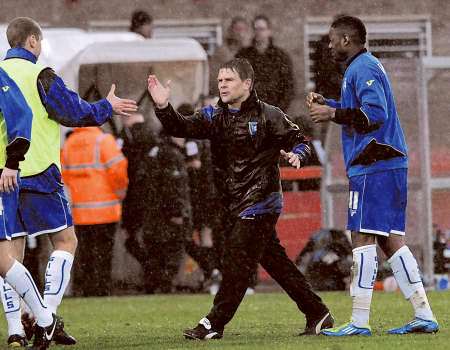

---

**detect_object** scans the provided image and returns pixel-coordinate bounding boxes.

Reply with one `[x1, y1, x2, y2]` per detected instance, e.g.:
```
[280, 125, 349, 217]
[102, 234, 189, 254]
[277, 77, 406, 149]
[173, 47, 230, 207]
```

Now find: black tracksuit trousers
[206, 214, 328, 330]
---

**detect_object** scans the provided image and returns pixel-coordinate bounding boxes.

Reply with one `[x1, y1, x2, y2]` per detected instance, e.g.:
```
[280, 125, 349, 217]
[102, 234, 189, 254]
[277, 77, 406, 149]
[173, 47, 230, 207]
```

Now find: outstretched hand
[106, 84, 138, 117]
[147, 75, 171, 109]
[280, 150, 301, 169]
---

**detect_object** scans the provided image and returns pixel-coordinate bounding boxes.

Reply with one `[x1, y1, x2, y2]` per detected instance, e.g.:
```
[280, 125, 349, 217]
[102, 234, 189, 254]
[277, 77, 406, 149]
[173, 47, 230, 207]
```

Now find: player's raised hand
[0, 167, 18, 193]
[147, 75, 171, 109]
[106, 84, 138, 117]
[306, 92, 325, 109]
[280, 150, 301, 169]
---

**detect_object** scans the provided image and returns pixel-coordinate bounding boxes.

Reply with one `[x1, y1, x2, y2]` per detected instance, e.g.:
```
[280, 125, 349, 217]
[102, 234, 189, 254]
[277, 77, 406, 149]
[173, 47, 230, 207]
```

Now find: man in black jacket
[236, 15, 294, 111]
[121, 114, 156, 244]
[141, 133, 191, 293]
[147, 58, 333, 339]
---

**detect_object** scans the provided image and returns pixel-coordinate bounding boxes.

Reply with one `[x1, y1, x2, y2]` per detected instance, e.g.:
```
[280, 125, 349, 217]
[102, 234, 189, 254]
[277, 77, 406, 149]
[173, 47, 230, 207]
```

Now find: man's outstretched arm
[148, 75, 212, 139]
[38, 68, 137, 127]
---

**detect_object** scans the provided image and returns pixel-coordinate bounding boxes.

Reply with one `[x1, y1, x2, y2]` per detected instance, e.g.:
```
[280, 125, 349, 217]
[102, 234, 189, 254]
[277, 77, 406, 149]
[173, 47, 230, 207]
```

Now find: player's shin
[388, 245, 434, 320]
[350, 244, 377, 327]
[43, 250, 74, 314]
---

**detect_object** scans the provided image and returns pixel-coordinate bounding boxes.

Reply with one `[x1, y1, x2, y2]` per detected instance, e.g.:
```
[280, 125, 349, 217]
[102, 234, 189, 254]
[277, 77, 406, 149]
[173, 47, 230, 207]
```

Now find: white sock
[388, 246, 434, 320]
[350, 244, 378, 327]
[4, 261, 52, 327]
[44, 250, 74, 314]
[0, 277, 24, 336]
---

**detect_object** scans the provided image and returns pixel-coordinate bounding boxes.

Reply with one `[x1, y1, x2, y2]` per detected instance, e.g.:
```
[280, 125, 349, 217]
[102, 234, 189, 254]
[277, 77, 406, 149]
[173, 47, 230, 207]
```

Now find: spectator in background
[310, 34, 343, 142]
[433, 225, 448, 274]
[177, 103, 218, 289]
[236, 14, 295, 111]
[209, 17, 251, 95]
[62, 127, 128, 296]
[130, 10, 153, 39]
[120, 113, 156, 251]
[177, 103, 214, 239]
[141, 132, 192, 294]
[121, 115, 162, 282]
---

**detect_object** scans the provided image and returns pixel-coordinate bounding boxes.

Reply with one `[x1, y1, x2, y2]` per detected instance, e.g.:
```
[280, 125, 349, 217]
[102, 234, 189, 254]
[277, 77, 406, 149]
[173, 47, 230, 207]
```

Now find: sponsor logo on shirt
[366, 79, 375, 87]
[1, 85, 9, 92]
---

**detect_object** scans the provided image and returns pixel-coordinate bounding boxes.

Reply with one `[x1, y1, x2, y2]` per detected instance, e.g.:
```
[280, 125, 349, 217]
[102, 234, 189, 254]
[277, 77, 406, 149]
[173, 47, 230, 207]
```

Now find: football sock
[44, 250, 74, 314]
[388, 246, 434, 320]
[0, 277, 24, 336]
[4, 261, 52, 327]
[350, 244, 378, 327]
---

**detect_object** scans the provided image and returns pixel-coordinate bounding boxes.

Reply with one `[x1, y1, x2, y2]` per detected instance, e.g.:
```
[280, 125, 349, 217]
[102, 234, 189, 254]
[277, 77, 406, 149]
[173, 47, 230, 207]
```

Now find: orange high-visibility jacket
[61, 127, 128, 225]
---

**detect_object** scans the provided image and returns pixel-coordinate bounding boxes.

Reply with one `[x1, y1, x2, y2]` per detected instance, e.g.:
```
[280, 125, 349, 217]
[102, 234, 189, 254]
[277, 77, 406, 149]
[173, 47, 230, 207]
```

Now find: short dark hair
[6, 17, 42, 48]
[331, 15, 366, 45]
[253, 14, 271, 29]
[130, 10, 153, 32]
[219, 58, 255, 89]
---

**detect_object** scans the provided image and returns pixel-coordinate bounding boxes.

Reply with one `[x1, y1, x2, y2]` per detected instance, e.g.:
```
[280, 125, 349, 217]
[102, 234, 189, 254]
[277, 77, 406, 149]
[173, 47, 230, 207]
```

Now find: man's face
[231, 20, 250, 43]
[328, 27, 347, 62]
[253, 19, 271, 43]
[217, 68, 250, 104]
[137, 23, 153, 39]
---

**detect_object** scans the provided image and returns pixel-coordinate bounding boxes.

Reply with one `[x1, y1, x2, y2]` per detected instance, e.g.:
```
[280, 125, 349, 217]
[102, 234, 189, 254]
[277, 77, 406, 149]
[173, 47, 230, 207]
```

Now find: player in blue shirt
[307, 15, 438, 336]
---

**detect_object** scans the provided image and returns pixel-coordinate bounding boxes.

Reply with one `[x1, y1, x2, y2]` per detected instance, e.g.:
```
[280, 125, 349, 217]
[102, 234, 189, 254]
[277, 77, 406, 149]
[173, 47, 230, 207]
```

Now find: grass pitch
[0, 291, 448, 349]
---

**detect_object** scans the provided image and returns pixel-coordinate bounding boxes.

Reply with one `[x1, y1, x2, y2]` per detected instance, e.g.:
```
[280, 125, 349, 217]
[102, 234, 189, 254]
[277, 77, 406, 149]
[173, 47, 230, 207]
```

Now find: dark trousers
[73, 223, 116, 297]
[142, 222, 185, 293]
[212, 210, 257, 286]
[206, 214, 328, 330]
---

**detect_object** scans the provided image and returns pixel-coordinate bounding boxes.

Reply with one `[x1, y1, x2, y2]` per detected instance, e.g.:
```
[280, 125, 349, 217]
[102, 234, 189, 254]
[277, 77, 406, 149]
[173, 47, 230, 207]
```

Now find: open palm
[147, 75, 171, 108]
[106, 84, 138, 117]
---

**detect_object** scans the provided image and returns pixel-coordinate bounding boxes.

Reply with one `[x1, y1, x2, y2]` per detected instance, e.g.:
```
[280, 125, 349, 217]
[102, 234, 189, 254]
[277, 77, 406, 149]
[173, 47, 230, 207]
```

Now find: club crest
[248, 121, 258, 136]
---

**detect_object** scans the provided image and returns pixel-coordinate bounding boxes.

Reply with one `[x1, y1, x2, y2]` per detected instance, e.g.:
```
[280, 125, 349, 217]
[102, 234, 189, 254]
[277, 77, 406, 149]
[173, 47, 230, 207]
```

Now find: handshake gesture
[306, 92, 336, 123]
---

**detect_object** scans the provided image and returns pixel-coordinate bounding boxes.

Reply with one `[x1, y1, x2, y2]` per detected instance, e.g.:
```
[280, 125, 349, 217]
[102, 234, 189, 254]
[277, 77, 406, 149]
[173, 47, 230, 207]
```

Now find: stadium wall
[1, 1, 450, 116]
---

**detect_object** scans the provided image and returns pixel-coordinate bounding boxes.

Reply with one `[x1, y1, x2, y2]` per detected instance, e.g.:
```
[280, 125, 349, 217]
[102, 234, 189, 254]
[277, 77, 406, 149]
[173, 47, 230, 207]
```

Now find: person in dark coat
[120, 114, 157, 247]
[140, 133, 192, 293]
[236, 14, 294, 111]
[148, 58, 333, 339]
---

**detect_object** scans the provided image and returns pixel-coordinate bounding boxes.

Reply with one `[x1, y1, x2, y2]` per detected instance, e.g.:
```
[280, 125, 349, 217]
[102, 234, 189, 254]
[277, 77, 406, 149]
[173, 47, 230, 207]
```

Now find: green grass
[0, 291, 448, 349]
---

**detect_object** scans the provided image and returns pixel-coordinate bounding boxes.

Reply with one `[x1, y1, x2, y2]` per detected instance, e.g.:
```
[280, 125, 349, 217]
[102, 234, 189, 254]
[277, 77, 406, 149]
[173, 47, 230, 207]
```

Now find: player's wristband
[5, 156, 20, 170]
